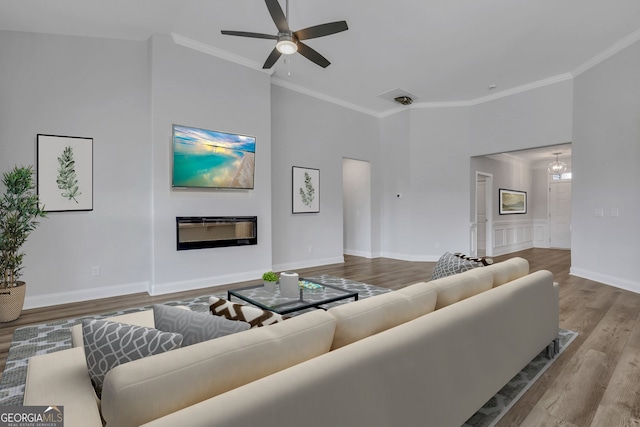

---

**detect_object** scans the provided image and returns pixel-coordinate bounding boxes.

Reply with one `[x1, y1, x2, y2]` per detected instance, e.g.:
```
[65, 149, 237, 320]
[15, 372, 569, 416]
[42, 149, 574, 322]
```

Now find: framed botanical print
[292, 166, 319, 214]
[37, 134, 93, 212]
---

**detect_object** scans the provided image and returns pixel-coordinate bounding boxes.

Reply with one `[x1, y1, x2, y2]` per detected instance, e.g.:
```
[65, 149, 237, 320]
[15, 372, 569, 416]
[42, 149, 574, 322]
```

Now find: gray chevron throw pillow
[431, 251, 484, 280]
[153, 304, 250, 347]
[82, 319, 183, 398]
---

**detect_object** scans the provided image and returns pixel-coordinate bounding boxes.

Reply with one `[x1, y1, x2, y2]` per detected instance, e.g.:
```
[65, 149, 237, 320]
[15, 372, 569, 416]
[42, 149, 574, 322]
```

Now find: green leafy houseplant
[262, 271, 278, 282]
[0, 165, 46, 289]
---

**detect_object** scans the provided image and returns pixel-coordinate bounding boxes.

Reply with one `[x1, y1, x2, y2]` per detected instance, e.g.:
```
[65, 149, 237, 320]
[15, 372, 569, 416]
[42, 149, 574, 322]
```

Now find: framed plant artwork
[292, 166, 320, 214]
[37, 134, 93, 212]
[499, 188, 527, 215]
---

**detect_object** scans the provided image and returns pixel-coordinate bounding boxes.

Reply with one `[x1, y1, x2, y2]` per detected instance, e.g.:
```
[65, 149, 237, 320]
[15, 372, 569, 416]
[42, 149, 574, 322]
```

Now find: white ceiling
[1, 0, 639, 116]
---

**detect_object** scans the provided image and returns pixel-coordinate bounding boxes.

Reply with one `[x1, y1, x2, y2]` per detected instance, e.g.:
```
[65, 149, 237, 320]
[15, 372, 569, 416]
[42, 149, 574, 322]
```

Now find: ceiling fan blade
[221, 30, 278, 40]
[294, 21, 348, 41]
[265, 0, 290, 33]
[263, 47, 282, 69]
[297, 41, 330, 68]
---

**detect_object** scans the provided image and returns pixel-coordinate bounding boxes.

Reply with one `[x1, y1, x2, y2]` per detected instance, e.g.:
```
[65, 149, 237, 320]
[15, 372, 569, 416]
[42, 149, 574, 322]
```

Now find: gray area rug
[0, 274, 577, 427]
[463, 328, 577, 427]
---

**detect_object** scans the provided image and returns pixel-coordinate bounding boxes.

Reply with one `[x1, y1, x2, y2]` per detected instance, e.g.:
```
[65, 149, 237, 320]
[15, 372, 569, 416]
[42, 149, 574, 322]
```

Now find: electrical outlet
[91, 266, 100, 276]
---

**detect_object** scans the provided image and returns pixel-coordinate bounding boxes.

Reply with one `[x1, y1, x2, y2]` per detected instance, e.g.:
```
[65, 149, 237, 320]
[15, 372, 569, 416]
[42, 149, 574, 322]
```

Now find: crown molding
[172, 29, 640, 119]
[467, 73, 574, 106]
[271, 77, 381, 117]
[171, 33, 273, 75]
[572, 28, 640, 77]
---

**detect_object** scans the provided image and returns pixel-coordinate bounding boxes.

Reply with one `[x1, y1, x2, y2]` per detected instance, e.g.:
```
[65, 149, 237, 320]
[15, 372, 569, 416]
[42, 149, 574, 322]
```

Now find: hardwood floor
[1, 248, 638, 426]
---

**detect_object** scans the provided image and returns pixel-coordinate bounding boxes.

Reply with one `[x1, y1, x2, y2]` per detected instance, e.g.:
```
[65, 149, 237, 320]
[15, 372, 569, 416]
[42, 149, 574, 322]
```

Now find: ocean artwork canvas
[172, 124, 256, 189]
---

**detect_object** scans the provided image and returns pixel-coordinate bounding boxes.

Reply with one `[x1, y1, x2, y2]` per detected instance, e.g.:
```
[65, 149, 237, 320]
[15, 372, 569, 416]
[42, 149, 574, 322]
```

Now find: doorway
[474, 172, 493, 257]
[343, 158, 372, 257]
[549, 181, 572, 248]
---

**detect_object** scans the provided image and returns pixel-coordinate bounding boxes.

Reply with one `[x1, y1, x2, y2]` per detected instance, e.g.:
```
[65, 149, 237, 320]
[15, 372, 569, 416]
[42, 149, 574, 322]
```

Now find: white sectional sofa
[23, 257, 559, 427]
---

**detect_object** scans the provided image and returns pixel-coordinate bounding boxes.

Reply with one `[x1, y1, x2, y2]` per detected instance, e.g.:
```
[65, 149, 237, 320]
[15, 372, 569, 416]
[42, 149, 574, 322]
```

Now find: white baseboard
[492, 242, 534, 257]
[273, 256, 345, 273]
[378, 252, 440, 262]
[149, 269, 265, 296]
[23, 281, 150, 310]
[344, 249, 373, 258]
[570, 267, 640, 295]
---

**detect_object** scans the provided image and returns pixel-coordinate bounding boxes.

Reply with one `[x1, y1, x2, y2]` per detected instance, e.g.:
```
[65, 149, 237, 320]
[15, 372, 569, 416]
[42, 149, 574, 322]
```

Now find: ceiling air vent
[377, 88, 419, 106]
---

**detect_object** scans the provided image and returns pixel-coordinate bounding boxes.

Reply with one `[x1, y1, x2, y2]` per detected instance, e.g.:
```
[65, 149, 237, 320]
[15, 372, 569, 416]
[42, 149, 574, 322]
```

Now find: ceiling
[1, 1, 639, 116]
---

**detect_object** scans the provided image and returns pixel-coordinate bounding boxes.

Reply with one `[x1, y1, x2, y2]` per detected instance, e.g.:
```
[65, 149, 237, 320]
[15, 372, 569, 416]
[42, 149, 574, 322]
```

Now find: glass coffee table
[227, 278, 359, 315]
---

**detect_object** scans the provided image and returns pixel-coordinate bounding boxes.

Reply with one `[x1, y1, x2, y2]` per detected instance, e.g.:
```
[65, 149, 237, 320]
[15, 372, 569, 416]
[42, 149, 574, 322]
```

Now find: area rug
[463, 328, 577, 427]
[0, 275, 577, 427]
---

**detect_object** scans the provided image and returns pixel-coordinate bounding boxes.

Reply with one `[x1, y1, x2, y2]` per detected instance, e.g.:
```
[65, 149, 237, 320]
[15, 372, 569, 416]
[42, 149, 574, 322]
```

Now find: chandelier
[548, 152, 567, 175]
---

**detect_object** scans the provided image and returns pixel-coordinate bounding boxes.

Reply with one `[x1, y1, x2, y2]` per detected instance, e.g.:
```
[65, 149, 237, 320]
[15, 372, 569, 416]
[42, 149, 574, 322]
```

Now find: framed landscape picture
[292, 166, 319, 214]
[499, 188, 526, 215]
[37, 134, 93, 212]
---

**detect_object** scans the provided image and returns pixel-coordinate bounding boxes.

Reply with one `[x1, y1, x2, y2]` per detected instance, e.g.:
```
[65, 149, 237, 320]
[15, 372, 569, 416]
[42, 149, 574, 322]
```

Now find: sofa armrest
[24, 347, 102, 427]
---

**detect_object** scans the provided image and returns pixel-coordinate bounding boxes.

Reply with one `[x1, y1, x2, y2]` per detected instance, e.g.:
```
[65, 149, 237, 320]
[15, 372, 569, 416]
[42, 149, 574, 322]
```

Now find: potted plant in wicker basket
[0, 165, 46, 322]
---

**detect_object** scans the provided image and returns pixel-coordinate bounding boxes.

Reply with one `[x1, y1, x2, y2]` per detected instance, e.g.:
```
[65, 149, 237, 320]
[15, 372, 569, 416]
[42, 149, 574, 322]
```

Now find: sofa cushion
[327, 291, 414, 350]
[484, 257, 529, 287]
[431, 267, 494, 309]
[100, 309, 336, 427]
[396, 282, 438, 319]
[431, 252, 484, 280]
[82, 319, 183, 397]
[209, 296, 287, 327]
[153, 304, 250, 346]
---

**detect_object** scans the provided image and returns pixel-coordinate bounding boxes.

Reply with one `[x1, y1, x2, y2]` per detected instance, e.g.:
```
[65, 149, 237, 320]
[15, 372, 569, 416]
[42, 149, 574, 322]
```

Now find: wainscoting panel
[534, 219, 550, 248]
[492, 220, 534, 256]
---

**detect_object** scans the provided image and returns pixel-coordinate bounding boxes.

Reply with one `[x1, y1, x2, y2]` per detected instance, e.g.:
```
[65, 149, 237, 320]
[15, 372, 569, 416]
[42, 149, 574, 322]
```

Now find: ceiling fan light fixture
[276, 35, 297, 55]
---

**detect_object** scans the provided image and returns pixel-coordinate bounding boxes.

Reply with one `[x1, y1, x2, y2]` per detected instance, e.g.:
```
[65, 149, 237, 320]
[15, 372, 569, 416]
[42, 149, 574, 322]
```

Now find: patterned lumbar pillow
[153, 304, 250, 346]
[431, 251, 484, 280]
[82, 319, 183, 398]
[209, 296, 287, 328]
[454, 252, 494, 266]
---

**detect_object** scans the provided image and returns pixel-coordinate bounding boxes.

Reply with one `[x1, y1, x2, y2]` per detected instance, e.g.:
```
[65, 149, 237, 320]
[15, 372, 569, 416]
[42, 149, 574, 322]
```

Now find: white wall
[0, 31, 274, 307]
[380, 107, 471, 261]
[571, 39, 640, 292]
[271, 85, 380, 271]
[379, 111, 412, 259]
[0, 31, 152, 308]
[148, 34, 272, 294]
[343, 158, 372, 257]
[468, 80, 574, 156]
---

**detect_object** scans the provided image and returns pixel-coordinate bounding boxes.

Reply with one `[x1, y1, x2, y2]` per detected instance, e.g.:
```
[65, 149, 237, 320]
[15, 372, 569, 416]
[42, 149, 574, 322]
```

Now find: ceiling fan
[221, 0, 348, 69]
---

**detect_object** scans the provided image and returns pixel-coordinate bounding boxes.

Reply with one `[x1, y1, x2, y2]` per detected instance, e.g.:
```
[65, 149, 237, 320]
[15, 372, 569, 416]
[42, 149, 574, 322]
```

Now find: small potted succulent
[262, 271, 278, 293]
